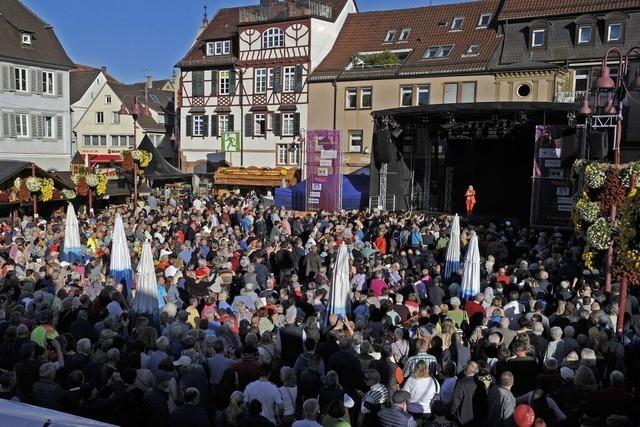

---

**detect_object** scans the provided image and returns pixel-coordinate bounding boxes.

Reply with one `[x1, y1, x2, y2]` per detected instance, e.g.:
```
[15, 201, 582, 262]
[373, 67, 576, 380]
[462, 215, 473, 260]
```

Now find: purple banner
[306, 130, 343, 211]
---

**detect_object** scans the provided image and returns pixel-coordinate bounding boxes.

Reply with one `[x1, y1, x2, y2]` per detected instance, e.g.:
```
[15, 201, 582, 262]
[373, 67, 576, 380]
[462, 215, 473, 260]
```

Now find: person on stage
[465, 185, 476, 216]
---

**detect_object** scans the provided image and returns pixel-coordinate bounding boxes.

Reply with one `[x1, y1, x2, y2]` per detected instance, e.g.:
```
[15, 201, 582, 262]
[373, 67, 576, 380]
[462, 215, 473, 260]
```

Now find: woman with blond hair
[440, 319, 456, 350]
[402, 360, 440, 423]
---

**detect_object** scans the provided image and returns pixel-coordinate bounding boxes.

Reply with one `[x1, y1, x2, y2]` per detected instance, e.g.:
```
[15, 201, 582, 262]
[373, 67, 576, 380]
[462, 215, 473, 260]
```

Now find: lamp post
[118, 95, 151, 207]
[580, 47, 640, 335]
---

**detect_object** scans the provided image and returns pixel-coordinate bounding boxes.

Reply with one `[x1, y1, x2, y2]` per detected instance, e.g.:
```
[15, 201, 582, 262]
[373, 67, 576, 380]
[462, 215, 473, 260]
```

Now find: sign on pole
[306, 129, 343, 211]
[221, 132, 241, 152]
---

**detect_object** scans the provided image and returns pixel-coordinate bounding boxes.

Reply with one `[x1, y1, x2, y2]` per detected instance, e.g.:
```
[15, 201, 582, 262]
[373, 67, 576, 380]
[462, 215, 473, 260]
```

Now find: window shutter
[8, 113, 16, 137]
[202, 115, 209, 137]
[1, 112, 10, 137]
[29, 69, 37, 94]
[56, 115, 63, 139]
[273, 67, 282, 93]
[211, 70, 218, 96]
[193, 70, 204, 96]
[294, 65, 303, 93]
[229, 71, 236, 95]
[293, 112, 301, 136]
[273, 113, 282, 136]
[36, 71, 43, 95]
[228, 115, 234, 132]
[0, 65, 8, 91]
[31, 114, 38, 138]
[186, 115, 193, 136]
[8, 66, 16, 91]
[55, 72, 63, 97]
[210, 115, 218, 137]
[245, 114, 253, 137]
[37, 115, 44, 138]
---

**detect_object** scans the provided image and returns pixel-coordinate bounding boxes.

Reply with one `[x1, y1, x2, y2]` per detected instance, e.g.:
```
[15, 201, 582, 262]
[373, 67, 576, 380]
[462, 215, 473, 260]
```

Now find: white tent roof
[0, 399, 116, 427]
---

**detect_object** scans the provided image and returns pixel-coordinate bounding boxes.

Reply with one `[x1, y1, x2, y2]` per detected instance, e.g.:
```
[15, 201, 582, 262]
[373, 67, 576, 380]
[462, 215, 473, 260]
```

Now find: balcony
[555, 90, 588, 103]
[239, 0, 332, 23]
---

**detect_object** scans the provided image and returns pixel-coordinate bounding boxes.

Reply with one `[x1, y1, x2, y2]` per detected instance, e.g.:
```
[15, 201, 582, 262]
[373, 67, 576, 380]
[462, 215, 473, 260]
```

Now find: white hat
[173, 355, 192, 367]
[60, 261, 70, 268]
[160, 249, 172, 258]
[164, 265, 178, 278]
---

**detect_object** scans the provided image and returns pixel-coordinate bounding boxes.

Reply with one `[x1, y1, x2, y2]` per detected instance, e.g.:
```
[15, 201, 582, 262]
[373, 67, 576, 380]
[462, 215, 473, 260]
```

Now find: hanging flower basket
[62, 189, 77, 200]
[584, 163, 607, 189]
[85, 174, 99, 188]
[575, 197, 600, 223]
[586, 217, 614, 251]
[25, 177, 42, 193]
[96, 175, 108, 196]
[39, 178, 54, 202]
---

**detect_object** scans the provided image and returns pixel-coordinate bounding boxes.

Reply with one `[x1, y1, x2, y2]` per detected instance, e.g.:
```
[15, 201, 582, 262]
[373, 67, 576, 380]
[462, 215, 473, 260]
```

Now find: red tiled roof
[499, 0, 640, 20]
[312, 0, 502, 80]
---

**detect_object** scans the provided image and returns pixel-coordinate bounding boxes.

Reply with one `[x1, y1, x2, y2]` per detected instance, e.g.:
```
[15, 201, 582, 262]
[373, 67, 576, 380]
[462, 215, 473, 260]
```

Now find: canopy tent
[460, 230, 481, 301]
[138, 136, 191, 183]
[275, 174, 370, 211]
[131, 241, 158, 315]
[325, 243, 351, 322]
[0, 160, 75, 204]
[444, 214, 461, 280]
[109, 214, 134, 293]
[62, 203, 83, 263]
[0, 398, 116, 426]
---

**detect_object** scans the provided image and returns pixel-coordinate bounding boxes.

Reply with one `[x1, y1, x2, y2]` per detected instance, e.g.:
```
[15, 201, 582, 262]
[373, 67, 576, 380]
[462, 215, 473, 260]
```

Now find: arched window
[263, 28, 284, 49]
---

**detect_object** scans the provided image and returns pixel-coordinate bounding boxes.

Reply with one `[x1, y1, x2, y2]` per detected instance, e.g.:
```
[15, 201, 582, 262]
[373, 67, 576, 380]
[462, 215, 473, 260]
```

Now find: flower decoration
[122, 151, 134, 172]
[61, 189, 77, 200]
[96, 175, 108, 196]
[584, 163, 606, 189]
[620, 162, 640, 188]
[76, 175, 89, 197]
[13, 178, 22, 190]
[85, 174, 99, 188]
[575, 197, 600, 223]
[39, 178, 54, 202]
[123, 149, 152, 170]
[18, 180, 30, 202]
[0, 192, 9, 204]
[25, 177, 42, 193]
[571, 159, 588, 180]
[586, 217, 614, 251]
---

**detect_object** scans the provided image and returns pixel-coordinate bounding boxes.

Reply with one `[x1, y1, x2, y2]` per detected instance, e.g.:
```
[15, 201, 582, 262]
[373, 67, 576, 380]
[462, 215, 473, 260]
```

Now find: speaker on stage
[560, 127, 579, 166]
[373, 129, 392, 164]
[589, 131, 609, 159]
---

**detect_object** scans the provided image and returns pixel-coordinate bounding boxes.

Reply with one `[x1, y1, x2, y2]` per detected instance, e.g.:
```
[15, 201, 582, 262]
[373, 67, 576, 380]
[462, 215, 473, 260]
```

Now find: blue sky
[22, 0, 463, 83]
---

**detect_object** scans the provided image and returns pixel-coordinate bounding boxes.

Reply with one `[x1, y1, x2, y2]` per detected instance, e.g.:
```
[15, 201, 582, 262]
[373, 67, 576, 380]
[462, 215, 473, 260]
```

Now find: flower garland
[586, 217, 614, 251]
[61, 189, 77, 200]
[25, 176, 42, 193]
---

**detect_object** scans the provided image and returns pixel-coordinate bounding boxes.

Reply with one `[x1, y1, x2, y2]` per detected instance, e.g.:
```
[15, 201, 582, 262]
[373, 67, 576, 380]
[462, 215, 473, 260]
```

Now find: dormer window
[206, 40, 231, 56]
[451, 17, 464, 31]
[478, 14, 491, 27]
[466, 44, 480, 55]
[608, 22, 623, 42]
[423, 45, 454, 59]
[577, 24, 592, 44]
[531, 29, 546, 48]
[21, 33, 31, 45]
[384, 30, 396, 43]
[398, 28, 411, 42]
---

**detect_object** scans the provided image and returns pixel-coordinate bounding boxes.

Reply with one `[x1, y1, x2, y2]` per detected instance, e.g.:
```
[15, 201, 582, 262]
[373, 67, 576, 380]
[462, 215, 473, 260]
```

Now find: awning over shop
[214, 166, 298, 187]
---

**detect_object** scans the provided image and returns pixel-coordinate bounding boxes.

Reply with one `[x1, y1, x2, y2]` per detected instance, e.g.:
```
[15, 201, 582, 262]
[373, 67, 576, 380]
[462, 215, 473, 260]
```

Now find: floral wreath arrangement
[73, 173, 108, 196]
[61, 189, 77, 200]
[572, 159, 640, 281]
[122, 149, 152, 172]
[10, 177, 65, 202]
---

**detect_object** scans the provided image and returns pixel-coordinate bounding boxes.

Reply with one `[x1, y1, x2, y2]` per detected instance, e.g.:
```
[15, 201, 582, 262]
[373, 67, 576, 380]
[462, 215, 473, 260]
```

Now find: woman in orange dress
[465, 185, 476, 216]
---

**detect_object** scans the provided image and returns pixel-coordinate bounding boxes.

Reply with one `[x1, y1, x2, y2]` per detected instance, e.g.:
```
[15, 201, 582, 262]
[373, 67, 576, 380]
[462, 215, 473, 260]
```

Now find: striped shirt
[403, 352, 438, 378]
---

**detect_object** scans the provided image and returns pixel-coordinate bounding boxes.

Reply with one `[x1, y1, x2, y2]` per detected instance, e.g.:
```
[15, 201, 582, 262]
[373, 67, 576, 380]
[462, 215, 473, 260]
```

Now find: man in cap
[377, 389, 417, 427]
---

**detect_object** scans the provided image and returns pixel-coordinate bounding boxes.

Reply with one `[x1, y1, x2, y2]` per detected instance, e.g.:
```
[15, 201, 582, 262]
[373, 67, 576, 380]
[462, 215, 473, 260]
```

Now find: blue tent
[275, 171, 370, 211]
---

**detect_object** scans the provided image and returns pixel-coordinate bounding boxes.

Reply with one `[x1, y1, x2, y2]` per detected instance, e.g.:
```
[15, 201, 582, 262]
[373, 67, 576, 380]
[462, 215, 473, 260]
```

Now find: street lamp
[118, 95, 151, 207]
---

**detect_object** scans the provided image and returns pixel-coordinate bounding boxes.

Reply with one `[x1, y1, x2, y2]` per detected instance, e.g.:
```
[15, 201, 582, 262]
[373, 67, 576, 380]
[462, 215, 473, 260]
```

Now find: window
[360, 88, 372, 109]
[417, 85, 430, 106]
[255, 68, 267, 93]
[283, 66, 295, 92]
[289, 145, 299, 165]
[219, 70, 230, 95]
[21, 33, 31, 45]
[574, 69, 590, 92]
[219, 115, 230, 134]
[96, 112, 104, 124]
[267, 68, 275, 89]
[263, 28, 284, 48]
[111, 135, 133, 147]
[517, 83, 532, 98]
[277, 145, 288, 165]
[83, 135, 107, 146]
[16, 113, 29, 137]
[349, 130, 363, 153]
[42, 72, 54, 95]
[345, 88, 357, 109]
[206, 42, 215, 56]
[443, 83, 458, 103]
[112, 112, 120, 124]
[398, 28, 411, 42]
[207, 40, 231, 56]
[578, 25, 592, 44]
[478, 14, 491, 27]
[384, 30, 396, 43]
[532, 29, 545, 47]
[43, 116, 55, 138]
[282, 113, 295, 136]
[451, 17, 464, 31]
[401, 86, 413, 107]
[105, 95, 111, 104]
[466, 45, 480, 55]
[608, 23, 623, 42]
[15, 67, 27, 92]
[254, 114, 266, 136]
[193, 115, 204, 136]
[423, 45, 454, 59]
[461, 82, 476, 103]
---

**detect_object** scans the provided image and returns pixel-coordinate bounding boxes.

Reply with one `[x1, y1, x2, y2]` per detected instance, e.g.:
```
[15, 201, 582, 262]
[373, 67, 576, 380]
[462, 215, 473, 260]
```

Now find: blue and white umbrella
[110, 214, 133, 293]
[132, 241, 158, 315]
[444, 214, 461, 280]
[326, 243, 350, 323]
[62, 203, 83, 263]
[460, 230, 481, 301]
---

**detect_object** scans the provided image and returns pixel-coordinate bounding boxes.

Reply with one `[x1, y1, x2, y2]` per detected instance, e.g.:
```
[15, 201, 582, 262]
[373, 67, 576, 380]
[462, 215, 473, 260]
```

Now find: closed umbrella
[444, 214, 461, 280]
[110, 214, 133, 293]
[132, 241, 158, 315]
[326, 243, 350, 322]
[460, 230, 481, 301]
[62, 203, 83, 263]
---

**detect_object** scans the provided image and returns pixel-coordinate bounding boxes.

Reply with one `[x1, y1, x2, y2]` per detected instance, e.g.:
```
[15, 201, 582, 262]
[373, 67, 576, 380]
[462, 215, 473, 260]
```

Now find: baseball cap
[391, 390, 411, 404]
[560, 367, 575, 381]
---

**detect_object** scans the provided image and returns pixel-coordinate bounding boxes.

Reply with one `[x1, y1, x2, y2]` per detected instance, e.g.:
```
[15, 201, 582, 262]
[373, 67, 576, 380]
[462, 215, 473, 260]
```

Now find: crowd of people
[0, 190, 638, 427]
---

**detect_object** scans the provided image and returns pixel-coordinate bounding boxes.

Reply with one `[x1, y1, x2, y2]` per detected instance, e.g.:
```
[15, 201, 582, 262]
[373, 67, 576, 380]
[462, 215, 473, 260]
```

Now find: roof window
[451, 17, 464, 31]
[384, 30, 397, 43]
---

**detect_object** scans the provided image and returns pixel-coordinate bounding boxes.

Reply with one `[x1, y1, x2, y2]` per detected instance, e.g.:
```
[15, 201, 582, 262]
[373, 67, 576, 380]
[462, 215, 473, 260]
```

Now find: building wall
[494, 71, 557, 102]
[308, 74, 496, 172]
[70, 71, 108, 153]
[0, 62, 71, 171]
[310, 0, 357, 71]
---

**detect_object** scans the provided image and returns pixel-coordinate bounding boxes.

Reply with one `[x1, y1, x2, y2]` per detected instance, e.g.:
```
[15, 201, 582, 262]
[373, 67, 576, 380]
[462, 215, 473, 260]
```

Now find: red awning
[89, 154, 123, 164]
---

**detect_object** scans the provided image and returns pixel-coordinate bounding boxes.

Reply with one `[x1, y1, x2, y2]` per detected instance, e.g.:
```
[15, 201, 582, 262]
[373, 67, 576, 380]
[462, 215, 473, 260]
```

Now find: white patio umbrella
[460, 230, 481, 301]
[444, 214, 461, 280]
[0, 398, 117, 426]
[110, 214, 133, 293]
[62, 203, 83, 263]
[132, 241, 158, 315]
[326, 243, 351, 322]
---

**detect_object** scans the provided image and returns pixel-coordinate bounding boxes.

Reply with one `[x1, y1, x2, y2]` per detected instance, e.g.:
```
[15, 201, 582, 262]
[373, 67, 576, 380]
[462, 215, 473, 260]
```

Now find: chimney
[100, 66, 107, 75]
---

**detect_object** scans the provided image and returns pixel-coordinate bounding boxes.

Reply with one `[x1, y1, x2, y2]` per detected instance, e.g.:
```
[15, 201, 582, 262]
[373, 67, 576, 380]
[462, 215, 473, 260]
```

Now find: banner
[306, 130, 342, 211]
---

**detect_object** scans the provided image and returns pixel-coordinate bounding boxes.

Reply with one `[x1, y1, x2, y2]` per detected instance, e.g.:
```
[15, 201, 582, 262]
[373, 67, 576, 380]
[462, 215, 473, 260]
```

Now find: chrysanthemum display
[96, 175, 107, 196]
[39, 178, 54, 202]
[13, 178, 22, 190]
[85, 174, 99, 188]
[61, 189, 77, 200]
[584, 163, 606, 189]
[25, 177, 42, 192]
[621, 162, 640, 188]
[575, 197, 600, 223]
[586, 217, 614, 251]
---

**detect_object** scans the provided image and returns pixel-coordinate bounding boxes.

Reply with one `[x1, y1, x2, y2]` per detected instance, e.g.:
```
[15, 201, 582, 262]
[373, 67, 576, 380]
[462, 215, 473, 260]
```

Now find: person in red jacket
[374, 231, 387, 255]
